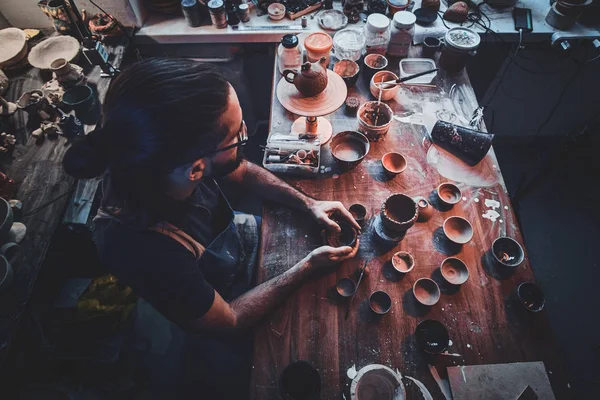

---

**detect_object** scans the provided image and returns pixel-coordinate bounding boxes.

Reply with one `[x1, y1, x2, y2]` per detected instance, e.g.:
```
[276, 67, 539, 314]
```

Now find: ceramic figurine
[50, 58, 85, 88]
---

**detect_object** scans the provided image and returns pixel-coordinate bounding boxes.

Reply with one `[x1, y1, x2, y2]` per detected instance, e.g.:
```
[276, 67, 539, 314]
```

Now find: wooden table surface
[250, 47, 569, 399]
[0, 40, 125, 367]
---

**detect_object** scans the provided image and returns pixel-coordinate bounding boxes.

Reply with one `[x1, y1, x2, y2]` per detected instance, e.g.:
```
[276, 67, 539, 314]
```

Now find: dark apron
[94, 182, 257, 399]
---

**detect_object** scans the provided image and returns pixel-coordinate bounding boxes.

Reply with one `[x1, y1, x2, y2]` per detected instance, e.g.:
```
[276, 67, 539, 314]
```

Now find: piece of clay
[422, 0, 440, 11]
[8, 222, 26, 244]
[444, 1, 469, 23]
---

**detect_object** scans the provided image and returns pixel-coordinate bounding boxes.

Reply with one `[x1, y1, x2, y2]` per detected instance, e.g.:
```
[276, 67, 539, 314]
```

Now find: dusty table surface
[250, 47, 570, 399]
[0, 41, 125, 367]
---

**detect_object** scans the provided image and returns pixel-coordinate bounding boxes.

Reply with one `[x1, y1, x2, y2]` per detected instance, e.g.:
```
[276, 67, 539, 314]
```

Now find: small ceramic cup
[336, 277, 357, 297]
[333, 59, 360, 88]
[443, 216, 474, 245]
[392, 251, 414, 273]
[440, 257, 469, 285]
[381, 152, 407, 176]
[349, 203, 368, 225]
[370, 70, 399, 101]
[413, 277, 440, 306]
[369, 290, 392, 314]
[363, 53, 388, 83]
[423, 36, 442, 58]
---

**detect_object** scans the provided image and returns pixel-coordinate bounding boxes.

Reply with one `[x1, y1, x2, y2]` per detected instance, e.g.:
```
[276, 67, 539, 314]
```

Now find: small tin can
[208, 0, 227, 29]
[237, 3, 250, 22]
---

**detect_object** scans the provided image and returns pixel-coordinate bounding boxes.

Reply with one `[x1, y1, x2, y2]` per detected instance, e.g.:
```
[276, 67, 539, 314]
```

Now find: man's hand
[305, 240, 360, 276]
[307, 200, 361, 233]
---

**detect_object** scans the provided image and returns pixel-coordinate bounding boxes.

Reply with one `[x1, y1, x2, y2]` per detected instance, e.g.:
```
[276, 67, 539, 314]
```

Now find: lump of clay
[8, 222, 26, 244]
[422, 0, 440, 11]
[444, 1, 469, 23]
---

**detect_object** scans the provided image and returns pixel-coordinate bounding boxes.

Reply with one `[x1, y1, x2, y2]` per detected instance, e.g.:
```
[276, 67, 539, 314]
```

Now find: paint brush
[345, 259, 369, 320]
[374, 75, 385, 127]
[376, 68, 439, 89]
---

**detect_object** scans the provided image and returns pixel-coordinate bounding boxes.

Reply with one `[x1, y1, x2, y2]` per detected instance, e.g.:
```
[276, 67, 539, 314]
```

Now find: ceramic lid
[238, 3, 248, 10]
[444, 27, 481, 51]
[281, 34, 299, 49]
[366, 13, 391, 33]
[181, 0, 197, 6]
[392, 11, 416, 29]
[207, 0, 224, 9]
[304, 32, 333, 52]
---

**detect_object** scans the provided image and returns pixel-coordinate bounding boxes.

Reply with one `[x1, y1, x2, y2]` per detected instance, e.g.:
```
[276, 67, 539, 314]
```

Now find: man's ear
[189, 158, 208, 181]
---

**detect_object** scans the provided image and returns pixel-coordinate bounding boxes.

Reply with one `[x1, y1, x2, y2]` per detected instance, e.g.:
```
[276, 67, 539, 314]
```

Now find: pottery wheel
[277, 70, 347, 118]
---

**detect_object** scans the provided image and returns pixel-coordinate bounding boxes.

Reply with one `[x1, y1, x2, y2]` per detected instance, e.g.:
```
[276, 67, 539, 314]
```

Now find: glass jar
[439, 27, 481, 74]
[208, 0, 227, 29]
[304, 32, 333, 67]
[278, 34, 302, 74]
[237, 3, 250, 22]
[387, 11, 415, 58]
[364, 13, 391, 55]
[333, 28, 366, 62]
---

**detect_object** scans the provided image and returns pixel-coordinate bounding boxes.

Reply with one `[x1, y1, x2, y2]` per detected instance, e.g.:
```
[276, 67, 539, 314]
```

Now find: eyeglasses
[205, 120, 248, 156]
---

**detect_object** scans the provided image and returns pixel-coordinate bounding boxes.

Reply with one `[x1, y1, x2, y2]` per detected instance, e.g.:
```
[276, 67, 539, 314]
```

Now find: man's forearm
[223, 160, 314, 211]
[229, 256, 312, 330]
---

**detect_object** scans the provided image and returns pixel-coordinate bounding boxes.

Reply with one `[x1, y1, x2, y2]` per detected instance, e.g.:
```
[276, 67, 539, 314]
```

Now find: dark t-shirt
[93, 180, 229, 325]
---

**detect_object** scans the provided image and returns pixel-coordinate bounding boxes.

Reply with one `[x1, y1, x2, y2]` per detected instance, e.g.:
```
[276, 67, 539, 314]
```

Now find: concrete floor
[475, 42, 600, 399]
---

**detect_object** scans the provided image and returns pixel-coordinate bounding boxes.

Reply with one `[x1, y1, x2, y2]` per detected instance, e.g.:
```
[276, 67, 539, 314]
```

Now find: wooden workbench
[250, 47, 569, 398]
[0, 41, 125, 367]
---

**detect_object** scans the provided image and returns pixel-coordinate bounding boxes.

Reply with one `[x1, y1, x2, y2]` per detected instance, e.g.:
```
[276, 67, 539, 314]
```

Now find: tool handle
[398, 68, 439, 83]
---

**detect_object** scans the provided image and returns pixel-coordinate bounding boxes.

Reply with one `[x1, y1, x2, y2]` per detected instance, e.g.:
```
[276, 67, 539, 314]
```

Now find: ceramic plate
[317, 10, 348, 31]
[29, 36, 80, 69]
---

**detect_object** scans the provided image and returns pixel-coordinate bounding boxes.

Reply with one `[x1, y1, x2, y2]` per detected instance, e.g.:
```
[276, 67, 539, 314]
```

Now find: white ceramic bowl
[268, 3, 286, 21]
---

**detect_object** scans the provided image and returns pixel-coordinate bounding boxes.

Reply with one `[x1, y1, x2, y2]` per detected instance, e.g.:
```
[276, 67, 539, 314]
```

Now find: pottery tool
[231, 25, 305, 31]
[376, 68, 440, 89]
[345, 259, 368, 320]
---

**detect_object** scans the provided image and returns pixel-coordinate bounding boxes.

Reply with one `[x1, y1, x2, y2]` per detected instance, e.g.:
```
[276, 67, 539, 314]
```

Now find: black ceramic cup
[416, 319, 449, 354]
[423, 36, 442, 58]
[279, 360, 321, 400]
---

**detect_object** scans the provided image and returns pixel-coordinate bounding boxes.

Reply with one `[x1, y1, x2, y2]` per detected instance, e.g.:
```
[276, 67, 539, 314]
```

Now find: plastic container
[278, 34, 302, 74]
[439, 27, 481, 74]
[387, 11, 415, 58]
[333, 28, 366, 62]
[399, 58, 436, 83]
[364, 13, 391, 55]
[304, 32, 333, 67]
[263, 135, 321, 176]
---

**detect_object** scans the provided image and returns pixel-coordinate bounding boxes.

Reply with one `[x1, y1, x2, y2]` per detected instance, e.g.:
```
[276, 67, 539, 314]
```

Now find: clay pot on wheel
[283, 58, 329, 97]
